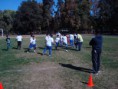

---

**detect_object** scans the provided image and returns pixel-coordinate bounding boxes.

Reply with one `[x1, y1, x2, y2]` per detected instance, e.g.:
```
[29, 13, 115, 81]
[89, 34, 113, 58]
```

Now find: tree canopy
[0, 0, 117, 34]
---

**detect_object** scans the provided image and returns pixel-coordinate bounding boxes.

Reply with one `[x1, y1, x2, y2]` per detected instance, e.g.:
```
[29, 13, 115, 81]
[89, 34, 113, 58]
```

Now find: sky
[0, 0, 44, 11]
[0, 0, 95, 16]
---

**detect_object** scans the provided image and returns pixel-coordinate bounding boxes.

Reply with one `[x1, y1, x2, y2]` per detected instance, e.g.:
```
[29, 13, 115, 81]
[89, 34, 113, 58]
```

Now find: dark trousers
[77, 42, 82, 51]
[92, 49, 101, 73]
[17, 41, 22, 49]
[7, 43, 10, 50]
[55, 42, 59, 50]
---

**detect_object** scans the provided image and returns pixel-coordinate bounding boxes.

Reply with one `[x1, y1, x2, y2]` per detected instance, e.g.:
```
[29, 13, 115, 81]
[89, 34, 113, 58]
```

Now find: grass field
[0, 35, 118, 89]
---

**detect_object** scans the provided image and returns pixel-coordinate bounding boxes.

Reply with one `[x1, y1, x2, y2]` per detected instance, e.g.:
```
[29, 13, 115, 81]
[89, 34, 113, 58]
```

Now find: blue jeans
[70, 40, 74, 46]
[29, 43, 36, 49]
[63, 43, 68, 50]
[55, 42, 59, 50]
[77, 42, 82, 51]
[7, 43, 10, 50]
[43, 46, 52, 56]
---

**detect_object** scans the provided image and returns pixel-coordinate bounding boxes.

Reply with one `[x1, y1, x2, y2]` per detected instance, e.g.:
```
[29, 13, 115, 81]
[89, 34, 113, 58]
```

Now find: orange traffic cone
[0, 82, 4, 89]
[87, 74, 94, 87]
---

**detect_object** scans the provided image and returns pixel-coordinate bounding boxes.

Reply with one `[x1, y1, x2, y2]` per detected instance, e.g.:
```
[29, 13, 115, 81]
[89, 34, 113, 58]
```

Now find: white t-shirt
[70, 34, 74, 40]
[16, 35, 22, 41]
[63, 36, 67, 44]
[30, 37, 36, 44]
[45, 36, 54, 46]
[55, 37, 60, 43]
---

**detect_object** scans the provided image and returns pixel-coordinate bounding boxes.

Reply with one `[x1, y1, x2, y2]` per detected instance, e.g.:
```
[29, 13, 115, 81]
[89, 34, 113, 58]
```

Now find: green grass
[0, 35, 118, 89]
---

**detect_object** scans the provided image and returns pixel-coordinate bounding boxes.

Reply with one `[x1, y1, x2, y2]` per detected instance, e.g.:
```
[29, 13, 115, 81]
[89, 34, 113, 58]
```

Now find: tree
[0, 10, 16, 34]
[42, 0, 54, 32]
[54, 0, 90, 33]
[13, 0, 43, 34]
[92, 0, 118, 34]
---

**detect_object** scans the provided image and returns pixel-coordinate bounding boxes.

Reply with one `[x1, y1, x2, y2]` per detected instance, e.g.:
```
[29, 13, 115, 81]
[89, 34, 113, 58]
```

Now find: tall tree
[0, 10, 16, 34]
[13, 0, 43, 34]
[55, 0, 90, 33]
[42, 0, 54, 32]
[93, 0, 118, 34]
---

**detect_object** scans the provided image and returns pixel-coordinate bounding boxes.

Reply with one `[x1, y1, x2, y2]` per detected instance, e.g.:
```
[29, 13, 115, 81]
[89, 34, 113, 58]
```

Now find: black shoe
[92, 70, 97, 74]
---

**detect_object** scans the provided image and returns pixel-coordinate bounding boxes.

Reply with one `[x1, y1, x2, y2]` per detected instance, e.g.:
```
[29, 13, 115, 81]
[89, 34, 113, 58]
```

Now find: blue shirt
[89, 35, 103, 51]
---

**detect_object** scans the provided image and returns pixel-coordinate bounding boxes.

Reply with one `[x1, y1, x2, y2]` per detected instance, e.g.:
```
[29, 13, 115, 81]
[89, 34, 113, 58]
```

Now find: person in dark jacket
[89, 31, 103, 74]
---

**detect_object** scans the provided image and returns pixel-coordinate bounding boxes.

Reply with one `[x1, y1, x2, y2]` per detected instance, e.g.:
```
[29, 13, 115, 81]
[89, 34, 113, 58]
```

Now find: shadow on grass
[81, 81, 97, 89]
[37, 52, 43, 55]
[59, 63, 93, 73]
[38, 46, 58, 51]
[12, 47, 18, 49]
[2, 49, 8, 51]
[38, 47, 44, 49]
[85, 46, 91, 49]
[81, 81, 88, 84]
[23, 48, 28, 52]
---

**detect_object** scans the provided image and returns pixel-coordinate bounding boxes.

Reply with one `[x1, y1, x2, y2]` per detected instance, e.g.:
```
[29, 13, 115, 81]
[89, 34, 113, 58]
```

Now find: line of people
[5, 31, 103, 75]
[6, 32, 84, 54]
[55, 32, 84, 51]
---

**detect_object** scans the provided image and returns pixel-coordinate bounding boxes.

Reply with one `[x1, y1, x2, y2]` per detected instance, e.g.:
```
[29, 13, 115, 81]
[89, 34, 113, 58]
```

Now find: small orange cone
[0, 82, 4, 89]
[87, 74, 94, 87]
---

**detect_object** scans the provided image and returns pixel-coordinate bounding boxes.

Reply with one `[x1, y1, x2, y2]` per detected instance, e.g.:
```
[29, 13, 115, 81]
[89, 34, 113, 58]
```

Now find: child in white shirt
[62, 34, 68, 52]
[16, 34, 23, 50]
[55, 35, 60, 50]
[43, 34, 54, 56]
[27, 35, 36, 53]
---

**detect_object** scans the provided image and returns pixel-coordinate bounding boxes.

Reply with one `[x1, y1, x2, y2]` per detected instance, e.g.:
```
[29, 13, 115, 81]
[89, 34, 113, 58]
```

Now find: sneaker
[49, 55, 51, 57]
[95, 73, 99, 75]
[98, 71, 101, 73]
[65, 50, 68, 52]
[92, 70, 97, 74]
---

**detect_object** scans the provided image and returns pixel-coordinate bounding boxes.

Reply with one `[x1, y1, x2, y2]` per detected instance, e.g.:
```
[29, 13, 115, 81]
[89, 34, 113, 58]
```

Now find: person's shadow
[38, 47, 44, 50]
[12, 47, 18, 49]
[37, 52, 43, 55]
[59, 63, 93, 73]
[2, 49, 8, 51]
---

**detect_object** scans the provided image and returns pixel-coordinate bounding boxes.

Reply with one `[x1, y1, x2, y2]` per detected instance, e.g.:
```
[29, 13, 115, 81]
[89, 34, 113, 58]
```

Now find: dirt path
[15, 49, 90, 89]
[18, 62, 64, 89]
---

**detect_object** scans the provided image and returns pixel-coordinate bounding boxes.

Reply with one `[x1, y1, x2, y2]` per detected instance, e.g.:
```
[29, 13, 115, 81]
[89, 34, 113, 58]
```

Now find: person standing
[89, 31, 103, 74]
[55, 35, 60, 50]
[74, 33, 78, 49]
[6, 35, 11, 50]
[43, 34, 54, 56]
[77, 33, 83, 51]
[62, 34, 68, 52]
[69, 34, 74, 47]
[16, 34, 23, 50]
[60, 34, 64, 46]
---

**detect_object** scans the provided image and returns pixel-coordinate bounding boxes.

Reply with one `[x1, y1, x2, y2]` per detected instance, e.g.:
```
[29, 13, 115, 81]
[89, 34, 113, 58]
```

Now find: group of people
[56, 32, 84, 51]
[42, 32, 84, 56]
[5, 31, 103, 75]
[6, 34, 23, 50]
[6, 32, 84, 55]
